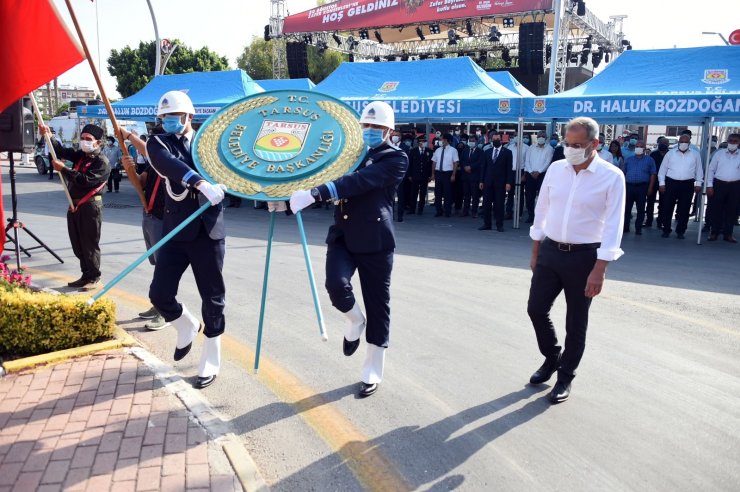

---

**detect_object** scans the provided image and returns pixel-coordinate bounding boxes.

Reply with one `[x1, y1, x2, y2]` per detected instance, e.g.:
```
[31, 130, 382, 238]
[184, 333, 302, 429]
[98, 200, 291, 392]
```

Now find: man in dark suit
[408, 135, 433, 214]
[395, 131, 412, 222]
[146, 90, 228, 390]
[290, 101, 408, 398]
[479, 130, 514, 232]
[460, 134, 484, 218]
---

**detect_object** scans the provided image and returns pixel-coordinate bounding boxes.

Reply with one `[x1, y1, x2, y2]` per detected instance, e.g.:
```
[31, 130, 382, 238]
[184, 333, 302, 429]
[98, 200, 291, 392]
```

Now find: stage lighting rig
[577, 1, 586, 16]
[502, 17, 514, 28]
[488, 26, 501, 42]
[349, 53, 355, 62]
[347, 35, 358, 50]
[579, 50, 589, 65]
[360, 29, 369, 40]
[416, 26, 425, 40]
[435, 52, 445, 59]
[386, 55, 396, 61]
[401, 52, 409, 61]
[302, 34, 313, 45]
[332, 32, 342, 47]
[584, 35, 592, 50]
[373, 56, 381, 62]
[430, 23, 440, 34]
[605, 51, 611, 63]
[546, 44, 552, 63]
[466, 19, 473, 36]
[419, 53, 429, 60]
[317, 40, 328, 54]
[374, 30, 384, 43]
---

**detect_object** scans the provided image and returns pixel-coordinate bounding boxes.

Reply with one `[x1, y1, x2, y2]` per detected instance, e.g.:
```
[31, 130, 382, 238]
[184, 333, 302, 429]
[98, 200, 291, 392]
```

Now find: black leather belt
[543, 237, 600, 252]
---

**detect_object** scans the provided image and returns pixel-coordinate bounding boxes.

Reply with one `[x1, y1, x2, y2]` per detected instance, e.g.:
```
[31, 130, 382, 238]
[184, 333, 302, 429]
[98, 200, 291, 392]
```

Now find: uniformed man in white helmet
[145, 90, 228, 389]
[290, 101, 408, 397]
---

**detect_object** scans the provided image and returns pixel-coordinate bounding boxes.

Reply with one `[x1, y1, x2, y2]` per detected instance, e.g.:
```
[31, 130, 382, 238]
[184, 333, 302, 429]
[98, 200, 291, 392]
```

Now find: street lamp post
[701, 31, 729, 45]
[145, 0, 161, 76]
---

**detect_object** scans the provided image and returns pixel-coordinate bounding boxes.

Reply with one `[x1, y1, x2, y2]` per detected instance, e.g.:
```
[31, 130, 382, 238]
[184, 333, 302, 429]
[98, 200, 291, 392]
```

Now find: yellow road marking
[28, 267, 411, 491]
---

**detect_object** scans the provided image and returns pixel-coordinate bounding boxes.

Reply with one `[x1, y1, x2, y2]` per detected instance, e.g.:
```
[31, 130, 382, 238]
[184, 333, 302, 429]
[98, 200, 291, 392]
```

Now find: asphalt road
[4, 163, 739, 491]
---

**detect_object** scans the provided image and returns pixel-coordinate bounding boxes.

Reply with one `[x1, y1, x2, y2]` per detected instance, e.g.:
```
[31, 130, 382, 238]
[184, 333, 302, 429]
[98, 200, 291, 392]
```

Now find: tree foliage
[107, 40, 229, 97]
[236, 37, 345, 84]
[236, 37, 274, 81]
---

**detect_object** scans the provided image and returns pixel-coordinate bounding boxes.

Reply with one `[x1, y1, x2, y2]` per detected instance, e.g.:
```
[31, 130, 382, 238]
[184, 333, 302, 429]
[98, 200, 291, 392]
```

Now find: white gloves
[197, 181, 227, 206]
[289, 189, 315, 214]
[267, 201, 287, 213]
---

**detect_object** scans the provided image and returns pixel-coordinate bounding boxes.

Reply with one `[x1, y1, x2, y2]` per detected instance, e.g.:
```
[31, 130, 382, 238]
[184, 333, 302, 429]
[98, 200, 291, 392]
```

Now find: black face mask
[658, 143, 669, 152]
[491, 140, 502, 148]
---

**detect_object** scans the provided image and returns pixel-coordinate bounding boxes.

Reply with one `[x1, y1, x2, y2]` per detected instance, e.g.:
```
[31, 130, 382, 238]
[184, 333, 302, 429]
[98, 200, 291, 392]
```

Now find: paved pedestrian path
[0, 351, 242, 492]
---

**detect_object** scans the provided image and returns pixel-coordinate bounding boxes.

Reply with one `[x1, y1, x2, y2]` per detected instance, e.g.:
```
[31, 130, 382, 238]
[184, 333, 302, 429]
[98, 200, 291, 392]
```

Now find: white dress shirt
[707, 148, 740, 186]
[658, 148, 703, 186]
[432, 145, 459, 172]
[525, 145, 554, 174]
[598, 148, 613, 163]
[530, 155, 626, 261]
[508, 143, 528, 171]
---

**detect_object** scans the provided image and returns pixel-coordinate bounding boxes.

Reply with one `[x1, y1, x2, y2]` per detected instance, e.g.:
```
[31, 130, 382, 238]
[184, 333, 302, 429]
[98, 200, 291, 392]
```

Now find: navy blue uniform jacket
[480, 146, 515, 187]
[317, 143, 408, 254]
[146, 133, 225, 242]
[407, 146, 433, 181]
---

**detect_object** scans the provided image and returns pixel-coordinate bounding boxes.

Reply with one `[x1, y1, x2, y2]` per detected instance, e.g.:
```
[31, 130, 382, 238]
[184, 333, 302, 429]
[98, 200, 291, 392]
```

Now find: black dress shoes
[67, 277, 88, 288]
[194, 375, 216, 389]
[548, 381, 571, 404]
[174, 324, 203, 361]
[496, 226, 504, 232]
[677, 233, 685, 239]
[478, 225, 492, 230]
[343, 338, 360, 356]
[359, 382, 378, 397]
[529, 354, 561, 385]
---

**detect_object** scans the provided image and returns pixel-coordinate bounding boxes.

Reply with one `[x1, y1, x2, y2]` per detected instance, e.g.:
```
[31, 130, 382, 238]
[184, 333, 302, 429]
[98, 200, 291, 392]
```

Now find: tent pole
[514, 117, 524, 229]
[697, 117, 714, 245]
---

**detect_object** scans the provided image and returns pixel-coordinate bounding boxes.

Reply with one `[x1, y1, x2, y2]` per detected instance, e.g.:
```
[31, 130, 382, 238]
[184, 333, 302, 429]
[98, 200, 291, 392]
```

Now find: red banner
[283, 0, 552, 33]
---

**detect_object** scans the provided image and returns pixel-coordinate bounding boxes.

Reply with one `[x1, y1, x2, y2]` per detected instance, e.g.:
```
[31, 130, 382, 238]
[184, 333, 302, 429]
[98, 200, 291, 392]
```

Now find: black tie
[438, 147, 445, 171]
[181, 136, 190, 153]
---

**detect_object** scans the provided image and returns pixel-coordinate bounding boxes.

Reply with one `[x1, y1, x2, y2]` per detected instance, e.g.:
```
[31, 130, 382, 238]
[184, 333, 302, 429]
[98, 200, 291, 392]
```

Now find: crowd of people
[386, 125, 740, 242]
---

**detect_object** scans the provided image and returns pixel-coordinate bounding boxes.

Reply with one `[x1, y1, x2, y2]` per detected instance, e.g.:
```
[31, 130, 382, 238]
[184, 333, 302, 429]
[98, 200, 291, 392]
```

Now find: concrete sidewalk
[0, 351, 242, 492]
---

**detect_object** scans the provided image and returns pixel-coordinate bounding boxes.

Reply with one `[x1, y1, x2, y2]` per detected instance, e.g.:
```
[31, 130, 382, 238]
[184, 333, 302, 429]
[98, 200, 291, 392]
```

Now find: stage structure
[277, 0, 627, 97]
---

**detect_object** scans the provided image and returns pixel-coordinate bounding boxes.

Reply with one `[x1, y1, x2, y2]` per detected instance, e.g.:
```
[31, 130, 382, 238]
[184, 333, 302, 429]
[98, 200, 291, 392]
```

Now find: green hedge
[0, 287, 116, 357]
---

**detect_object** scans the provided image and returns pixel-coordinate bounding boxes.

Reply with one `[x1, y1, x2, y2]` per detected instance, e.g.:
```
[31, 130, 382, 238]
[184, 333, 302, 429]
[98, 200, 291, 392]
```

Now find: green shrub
[0, 287, 116, 357]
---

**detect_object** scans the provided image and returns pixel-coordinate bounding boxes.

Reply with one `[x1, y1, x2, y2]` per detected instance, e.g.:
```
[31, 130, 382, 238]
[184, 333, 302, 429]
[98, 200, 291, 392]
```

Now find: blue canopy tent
[314, 57, 522, 123]
[522, 46, 740, 124]
[488, 71, 535, 97]
[80, 70, 264, 122]
[256, 78, 315, 91]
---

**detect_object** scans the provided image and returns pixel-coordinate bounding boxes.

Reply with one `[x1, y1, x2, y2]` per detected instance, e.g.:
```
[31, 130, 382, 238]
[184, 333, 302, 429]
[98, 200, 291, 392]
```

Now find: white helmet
[157, 90, 194, 116]
[360, 101, 394, 129]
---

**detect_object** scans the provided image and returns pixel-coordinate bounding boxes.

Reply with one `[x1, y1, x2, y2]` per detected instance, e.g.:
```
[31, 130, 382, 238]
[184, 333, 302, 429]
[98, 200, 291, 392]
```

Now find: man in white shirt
[506, 134, 528, 220]
[706, 133, 740, 243]
[526, 117, 626, 404]
[658, 134, 703, 239]
[431, 133, 459, 217]
[524, 130, 554, 223]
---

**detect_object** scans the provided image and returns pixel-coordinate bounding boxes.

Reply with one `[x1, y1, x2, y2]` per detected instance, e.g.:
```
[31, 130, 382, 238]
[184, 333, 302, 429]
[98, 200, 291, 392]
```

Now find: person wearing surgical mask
[526, 116, 626, 405]
[621, 132, 639, 160]
[658, 134, 703, 239]
[290, 101, 409, 398]
[103, 136, 123, 193]
[645, 136, 670, 228]
[621, 140, 657, 235]
[40, 123, 111, 290]
[524, 130, 554, 223]
[706, 133, 740, 243]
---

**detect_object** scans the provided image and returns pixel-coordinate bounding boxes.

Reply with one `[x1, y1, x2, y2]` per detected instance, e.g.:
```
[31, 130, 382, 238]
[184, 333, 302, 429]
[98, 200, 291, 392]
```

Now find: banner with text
[283, 0, 551, 33]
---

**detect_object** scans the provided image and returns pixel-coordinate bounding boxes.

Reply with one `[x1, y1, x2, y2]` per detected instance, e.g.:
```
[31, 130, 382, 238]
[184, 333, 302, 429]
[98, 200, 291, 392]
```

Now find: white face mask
[634, 147, 645, 156]
[597, 143, 604, 151]
[727, 143, 738, 152]
[563, 145, 591, 166]
[678, 142, 690, 151]
[537, 137, 546, 145]
[391, 135, 400, 144]
[510, 137, 517, 145]
[80, 140, 96, 153]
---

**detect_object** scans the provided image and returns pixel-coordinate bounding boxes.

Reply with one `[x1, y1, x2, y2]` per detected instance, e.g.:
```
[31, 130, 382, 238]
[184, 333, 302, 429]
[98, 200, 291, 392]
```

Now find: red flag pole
[28, 93, 75, 210]
[63, 0, 148, 210]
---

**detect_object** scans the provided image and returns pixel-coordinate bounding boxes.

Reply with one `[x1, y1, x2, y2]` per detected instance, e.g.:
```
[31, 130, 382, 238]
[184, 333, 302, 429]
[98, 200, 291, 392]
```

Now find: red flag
[0, 0, 85, 112]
